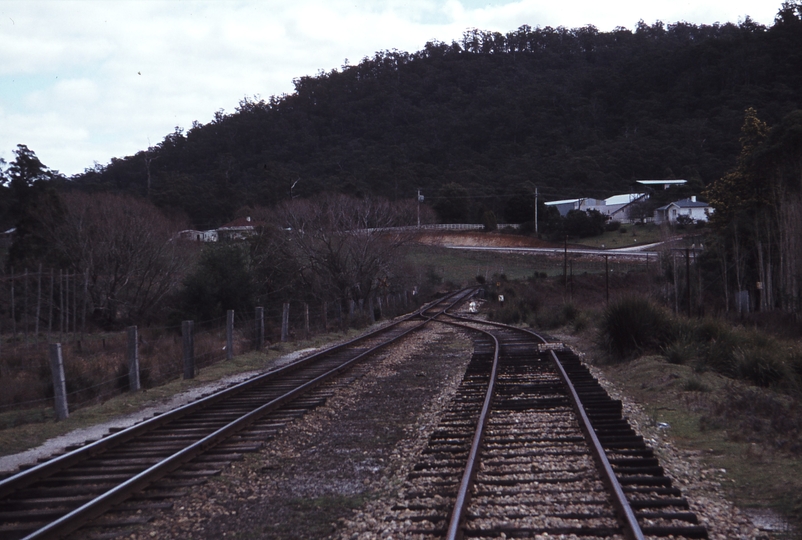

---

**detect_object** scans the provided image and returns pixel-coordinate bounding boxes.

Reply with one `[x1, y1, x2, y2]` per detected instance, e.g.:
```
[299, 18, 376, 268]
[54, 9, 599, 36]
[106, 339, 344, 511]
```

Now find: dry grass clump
[0, 325, 253, 430]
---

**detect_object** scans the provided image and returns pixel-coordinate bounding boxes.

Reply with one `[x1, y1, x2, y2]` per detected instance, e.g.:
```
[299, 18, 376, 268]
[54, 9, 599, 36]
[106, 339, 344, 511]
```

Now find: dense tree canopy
[61, 4, 802, 228]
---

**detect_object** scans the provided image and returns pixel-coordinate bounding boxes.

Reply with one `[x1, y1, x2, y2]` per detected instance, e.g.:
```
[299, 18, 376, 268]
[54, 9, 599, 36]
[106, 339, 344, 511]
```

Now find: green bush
[733, 347, 790, 388]
[571, 312, 591, 333]
[663, 335, 698, 365]
[597, 297, 672, 361]
[682, 378, 710, 392]
[534, 302, 577, 330]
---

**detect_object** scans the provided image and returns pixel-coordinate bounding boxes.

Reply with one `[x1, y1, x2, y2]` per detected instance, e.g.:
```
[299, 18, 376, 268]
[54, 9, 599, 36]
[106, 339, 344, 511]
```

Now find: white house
[217, 216, 263, 241]
[655, 196, 713, 224]
[176, 229, 218, 242]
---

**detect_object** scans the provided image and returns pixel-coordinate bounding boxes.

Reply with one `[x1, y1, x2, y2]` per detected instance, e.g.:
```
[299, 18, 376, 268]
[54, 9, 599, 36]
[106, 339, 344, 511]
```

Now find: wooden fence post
[24, 269, 28, 344]
[48, 269, 54, 337]
[255, 307, 264, 350]
[281, 302, 290, 342]
[59, 269, 63, 339]
[226, 310, 234, 360]
[127, 326, 140, 391]
[182, 320, 195, 379]
[49, 343, 69, 421]
[82, 269, 88, 337]
[10, 267, 16, 341]
[36, 264, 42, 338]
[72, 272, 77, 341]
[304, 303, 310, 340]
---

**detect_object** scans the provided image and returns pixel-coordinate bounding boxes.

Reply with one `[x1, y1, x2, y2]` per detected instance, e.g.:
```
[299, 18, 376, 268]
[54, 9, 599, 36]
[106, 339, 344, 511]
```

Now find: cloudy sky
[0, 0, 781, 177]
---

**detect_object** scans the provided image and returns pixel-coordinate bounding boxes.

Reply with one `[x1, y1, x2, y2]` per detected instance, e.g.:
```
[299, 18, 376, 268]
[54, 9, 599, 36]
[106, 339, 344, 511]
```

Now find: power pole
[417, 189, 424, 228]
[534, 187, 538, 234]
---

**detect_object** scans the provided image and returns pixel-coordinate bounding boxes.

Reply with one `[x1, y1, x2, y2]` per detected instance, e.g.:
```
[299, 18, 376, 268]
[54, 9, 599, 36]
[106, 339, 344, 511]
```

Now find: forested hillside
[15, 4, 802, 229]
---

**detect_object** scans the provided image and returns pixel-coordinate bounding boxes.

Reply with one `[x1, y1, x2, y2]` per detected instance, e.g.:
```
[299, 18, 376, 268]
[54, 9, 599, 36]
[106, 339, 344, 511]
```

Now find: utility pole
[417, 189, 424, 228]
[534, 187, 538, 234]
[686, 247, 692, 318]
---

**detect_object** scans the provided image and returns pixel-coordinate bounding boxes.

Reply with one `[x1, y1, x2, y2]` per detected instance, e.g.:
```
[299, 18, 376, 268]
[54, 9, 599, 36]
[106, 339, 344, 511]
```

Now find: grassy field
[402, 243, 652, 285]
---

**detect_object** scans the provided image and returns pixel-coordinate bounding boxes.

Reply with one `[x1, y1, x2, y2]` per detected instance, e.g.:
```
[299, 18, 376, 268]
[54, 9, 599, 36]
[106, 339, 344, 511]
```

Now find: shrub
[597, 297, 672, 361]
[663, 336, 697, 365]
[733, 347, 789, 388]
[682, 378, 710, 392]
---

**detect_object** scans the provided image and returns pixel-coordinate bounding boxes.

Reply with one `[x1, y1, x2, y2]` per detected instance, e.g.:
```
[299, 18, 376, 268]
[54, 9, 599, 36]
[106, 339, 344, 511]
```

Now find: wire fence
[0, 267, 91, 347]
[0, 290, 419, 429]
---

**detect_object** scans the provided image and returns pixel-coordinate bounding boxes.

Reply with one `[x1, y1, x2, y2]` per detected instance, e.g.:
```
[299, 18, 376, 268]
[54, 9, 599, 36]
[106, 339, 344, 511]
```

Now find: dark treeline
[43, 3, 801, 229]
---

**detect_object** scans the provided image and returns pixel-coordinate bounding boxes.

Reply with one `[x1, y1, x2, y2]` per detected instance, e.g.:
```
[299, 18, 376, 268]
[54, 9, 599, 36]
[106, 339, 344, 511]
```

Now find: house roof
[545, 198, 580, 206]
[637, 180, 688, 186]
[218, 216, 264, 230]
[605, 193, 646, 205]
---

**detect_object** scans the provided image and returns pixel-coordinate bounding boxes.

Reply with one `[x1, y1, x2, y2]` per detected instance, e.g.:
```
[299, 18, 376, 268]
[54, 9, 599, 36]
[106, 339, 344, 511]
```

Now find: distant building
[217, 216, 263, 241]
[176, 229, 218, 242]
[655, 196, 713, 224]
[586, 193, 648, 222]
[0, 227, 15, 249]
[545, 193, 647, 221]
[545, 198, 582, 217]
[636, 179, 688, 190]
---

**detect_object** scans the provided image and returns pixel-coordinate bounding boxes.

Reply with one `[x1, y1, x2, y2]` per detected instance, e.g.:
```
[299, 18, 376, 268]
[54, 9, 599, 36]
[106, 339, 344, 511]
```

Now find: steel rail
[0, 291, 460, 500]
[441, 319, 500, 540]
[437, 310, 644, 540]
[548, 347, 644, 540]
[5, 289, 475, 540]
[21, 316, 430, 540]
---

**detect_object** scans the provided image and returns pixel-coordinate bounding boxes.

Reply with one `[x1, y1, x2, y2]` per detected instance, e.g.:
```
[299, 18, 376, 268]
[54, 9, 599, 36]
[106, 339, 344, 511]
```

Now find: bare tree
[264, 194, 413, 305]
[39, 192, 192, 325]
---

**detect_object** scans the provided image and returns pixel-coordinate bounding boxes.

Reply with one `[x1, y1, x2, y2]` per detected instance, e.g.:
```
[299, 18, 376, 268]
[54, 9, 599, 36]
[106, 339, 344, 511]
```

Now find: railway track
[393, 311, 709, 539]
[0, 289, 475, 540]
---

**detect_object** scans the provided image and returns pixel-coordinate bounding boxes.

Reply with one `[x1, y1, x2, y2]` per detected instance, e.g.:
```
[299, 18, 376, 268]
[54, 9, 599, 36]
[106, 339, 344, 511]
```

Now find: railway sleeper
[0, 494, 93, 510]
[622, 486, 682, 496]
[612, 466, 665, 476]
[629, 497, 689, 509]
[636, 511, 699, 523]
[0, 507, 75, 523]
[640, 525, 709, 538]
[462, 525, 623, 537]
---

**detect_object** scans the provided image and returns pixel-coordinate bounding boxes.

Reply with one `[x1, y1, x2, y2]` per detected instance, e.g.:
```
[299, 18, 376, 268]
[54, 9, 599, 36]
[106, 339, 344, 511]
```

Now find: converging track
[0, 290, 475, 540]
[1, 289, 709, 540]
[393, 307, 708, 539]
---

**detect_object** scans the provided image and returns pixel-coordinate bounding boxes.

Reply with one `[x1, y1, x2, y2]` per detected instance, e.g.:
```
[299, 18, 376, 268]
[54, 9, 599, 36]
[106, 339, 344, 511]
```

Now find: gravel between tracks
[88, 324, 769, 540]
